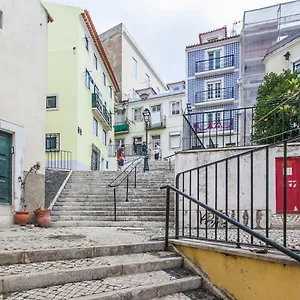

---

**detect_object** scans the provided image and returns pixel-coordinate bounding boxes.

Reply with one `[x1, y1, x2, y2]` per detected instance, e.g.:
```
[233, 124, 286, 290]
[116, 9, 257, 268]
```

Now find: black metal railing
[46, 150, 72, 170]
[161, 185, 300, 262]
[195, 87, 234, 104]
[196, 55, 234, 73]
[183, 106, 254, 150]
[168, 133, 300, 261]
[108, 157, 145, 220]
[163, 153, 176, 171]
[92, 93, 112, 128]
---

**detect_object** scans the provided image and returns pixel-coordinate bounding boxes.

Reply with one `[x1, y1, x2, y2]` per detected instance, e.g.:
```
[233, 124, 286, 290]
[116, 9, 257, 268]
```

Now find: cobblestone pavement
[3, 269, 192, 299]
[0, 252, 172, 276]
[0, 225, 300, 252]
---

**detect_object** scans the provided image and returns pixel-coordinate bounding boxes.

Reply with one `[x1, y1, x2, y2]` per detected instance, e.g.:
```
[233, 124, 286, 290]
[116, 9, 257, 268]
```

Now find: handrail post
[169, 158, 171, 171]
[165, 186, 170, 251]
[134, 166, 137, 189]
[114, 188, 117, 221]
[175, 176, 180, 239]
[126, 174, 129, 202]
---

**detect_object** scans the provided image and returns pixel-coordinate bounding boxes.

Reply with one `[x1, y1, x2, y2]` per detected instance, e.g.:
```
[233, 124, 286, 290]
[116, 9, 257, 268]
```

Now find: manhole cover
[47, 234, 85, 240]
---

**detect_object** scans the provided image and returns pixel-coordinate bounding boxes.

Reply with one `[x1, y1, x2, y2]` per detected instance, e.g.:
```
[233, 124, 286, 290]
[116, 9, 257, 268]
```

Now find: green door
[0, 131, 12, 204]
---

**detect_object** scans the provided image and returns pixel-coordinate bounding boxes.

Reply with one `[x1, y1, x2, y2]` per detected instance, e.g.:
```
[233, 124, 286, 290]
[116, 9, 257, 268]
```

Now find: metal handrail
[161, 184, 300, 262]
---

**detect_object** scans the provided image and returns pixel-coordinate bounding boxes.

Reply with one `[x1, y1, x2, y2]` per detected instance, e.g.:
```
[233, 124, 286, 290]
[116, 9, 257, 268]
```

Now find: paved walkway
[0, 225, 300, 252]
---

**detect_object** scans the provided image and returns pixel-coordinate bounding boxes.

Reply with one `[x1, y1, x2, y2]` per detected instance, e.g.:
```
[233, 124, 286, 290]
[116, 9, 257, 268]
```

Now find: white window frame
[293, 60, 300, 73]
[203, 109, 224, 129]
[132, 57, 137, 78]
[206, 47, 224, 69]
[85, 69, 91, 89]
[45, 133, 60, 152]
[85, 35, 89, 51]
[93, 117, 98, 137]
[109, 86, 113, 99]
[103, 73, 106, 86]
[145, 73, 150, 87]
[46, 94, 58, 110]
[169, 132, 181, 149]
[151, 104, 161, 113]
[103, 129, 107, 146]
[170, 100, 181, 116]
[133, 107, 142, 122]
[205, 78, 224, 101]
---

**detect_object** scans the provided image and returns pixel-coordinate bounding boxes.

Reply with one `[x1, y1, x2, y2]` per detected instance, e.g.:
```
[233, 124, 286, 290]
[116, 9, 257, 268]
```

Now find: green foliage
[253, 70, 300, 144]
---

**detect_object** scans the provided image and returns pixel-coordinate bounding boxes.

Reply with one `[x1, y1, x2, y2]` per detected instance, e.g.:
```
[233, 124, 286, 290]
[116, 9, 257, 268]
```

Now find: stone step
[51, 211, 174, 216]
[52, 205, 170, 211]
[55, 200, 170, 205]
[53, 202, 171, 208]
[58, 195, 169, 200]
[52, 221, 172, 227]
[51, 215, 172, 222]
[152, 291, 219, 300]
[2, 269, 200, 299]
[0, 252, 182, 294]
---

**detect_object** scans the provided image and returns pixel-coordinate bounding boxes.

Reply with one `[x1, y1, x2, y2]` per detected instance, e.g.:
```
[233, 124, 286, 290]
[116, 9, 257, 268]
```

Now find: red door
[276, 157, 300, 213]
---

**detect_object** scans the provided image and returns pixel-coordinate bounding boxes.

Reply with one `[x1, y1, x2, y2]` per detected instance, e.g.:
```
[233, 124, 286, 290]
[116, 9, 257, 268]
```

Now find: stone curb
[0, 242, 165, 266]
[0, 257, 182, 293]
[73, 276, 201, 300]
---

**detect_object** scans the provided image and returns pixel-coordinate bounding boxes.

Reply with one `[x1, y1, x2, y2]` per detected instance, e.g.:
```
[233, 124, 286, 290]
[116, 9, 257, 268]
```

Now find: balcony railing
[195, 87, 234, 104]
[148, 115, 167, 130]
[196, 55, 234, 73]
[114, 122, 130, 134]
[92, 93, 112, 130]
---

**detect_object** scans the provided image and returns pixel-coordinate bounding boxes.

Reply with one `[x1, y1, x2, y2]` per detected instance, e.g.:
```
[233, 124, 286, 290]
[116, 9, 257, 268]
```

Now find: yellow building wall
[176, 244, 300, 300]
[44, 2, 115, 170]
[264, 39, 300, 74]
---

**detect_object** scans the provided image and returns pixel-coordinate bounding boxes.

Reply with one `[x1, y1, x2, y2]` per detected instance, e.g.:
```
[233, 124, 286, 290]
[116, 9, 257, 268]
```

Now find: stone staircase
[0, 241, 220, 299]
[51, 160, 175, 227]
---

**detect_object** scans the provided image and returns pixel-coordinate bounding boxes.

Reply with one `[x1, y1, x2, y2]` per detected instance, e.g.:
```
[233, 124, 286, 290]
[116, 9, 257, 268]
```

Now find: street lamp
[142, 108, 151, 172]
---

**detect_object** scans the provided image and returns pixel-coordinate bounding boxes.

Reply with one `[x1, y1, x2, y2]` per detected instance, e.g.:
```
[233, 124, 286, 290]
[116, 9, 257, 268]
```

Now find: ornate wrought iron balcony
[195, 55, 234, 74]
[195, 87, 234, 106]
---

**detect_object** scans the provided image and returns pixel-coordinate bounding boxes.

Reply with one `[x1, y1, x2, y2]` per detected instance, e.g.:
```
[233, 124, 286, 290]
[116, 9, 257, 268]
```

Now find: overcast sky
[46, 0, 293, 84]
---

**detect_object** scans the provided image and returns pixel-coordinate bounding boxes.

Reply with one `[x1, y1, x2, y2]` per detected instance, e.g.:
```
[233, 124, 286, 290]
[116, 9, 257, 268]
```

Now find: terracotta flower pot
[14, 211, 30, 226]
[34, 209, 52, 227]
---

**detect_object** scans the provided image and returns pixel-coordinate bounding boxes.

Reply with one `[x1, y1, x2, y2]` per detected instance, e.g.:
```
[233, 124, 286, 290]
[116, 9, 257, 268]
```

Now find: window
[85, 35, 89, 51]
[93, 118, 98, 137]
[294, 61, 300, 73]
[109, 86, 113, 99]
[170, 132, 181, 149]
[93, 54, 98, 69]
[173, 87, 180, 91]
[151, 105, 161, 113]
[103, 129, 107, 146]
[45, 133, 60, 151]
[116, 139, 125, 147]
[103, 73, 106, 86]
[133, 107, 142, 122]
[132, 57, 137, 78]
[0, 10, 3, 30]
[94, 85, 100, 95]
[145, 74, 150, 87]
[46, 95, 57, 109]
[207, 37, 218, 42]
[208, 50, 221, 70]
[132, 89, 137, 101]
[207, 81, 221, 100]
[78, 127, 82, 136]
[171, 101, 181, 115]
[204, 111, 224, 126]
[85, 69, 91, 89]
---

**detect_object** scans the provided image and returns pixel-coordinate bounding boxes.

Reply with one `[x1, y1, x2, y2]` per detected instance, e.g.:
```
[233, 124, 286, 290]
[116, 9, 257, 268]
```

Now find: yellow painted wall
[176, 244, 300, 300]
[264, 38, 300, 74]
[44, 2, 115, 170]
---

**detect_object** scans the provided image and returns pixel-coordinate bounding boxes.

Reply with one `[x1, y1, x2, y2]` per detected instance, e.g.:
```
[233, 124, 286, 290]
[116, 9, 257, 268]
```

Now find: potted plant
[34, 206, 51, 227]
[14, 162, 41, 226]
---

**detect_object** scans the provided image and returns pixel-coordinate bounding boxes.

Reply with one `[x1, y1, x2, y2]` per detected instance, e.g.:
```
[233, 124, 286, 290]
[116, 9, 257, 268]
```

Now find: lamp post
[142, 108, 151, 172]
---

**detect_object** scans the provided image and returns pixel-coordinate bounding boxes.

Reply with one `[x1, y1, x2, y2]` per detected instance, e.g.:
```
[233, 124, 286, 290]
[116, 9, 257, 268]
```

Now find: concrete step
[152, 291, 219, 299]
[2, 269, 201, 299]
[0, 251, 182, 294]
[52, 221, 172, 227]
[52, 205, 170, 211]
[51, 215, 172, 222]
[51, 211, 174, 216]
[53, 202, 171, 207]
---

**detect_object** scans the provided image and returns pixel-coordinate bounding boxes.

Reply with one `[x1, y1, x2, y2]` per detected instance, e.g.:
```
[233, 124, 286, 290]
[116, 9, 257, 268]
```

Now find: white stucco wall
[119, 92, 185, 159]
[264, 38, 300, 74]
[175, 143, 300, 229]
[0, 0, 48, 219]
[121, 31, 167, 98]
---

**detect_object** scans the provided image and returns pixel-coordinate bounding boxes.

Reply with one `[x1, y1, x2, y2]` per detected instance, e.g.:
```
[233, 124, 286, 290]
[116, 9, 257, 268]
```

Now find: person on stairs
[154, 143, 161, 160]
[116, 144, 125, 171]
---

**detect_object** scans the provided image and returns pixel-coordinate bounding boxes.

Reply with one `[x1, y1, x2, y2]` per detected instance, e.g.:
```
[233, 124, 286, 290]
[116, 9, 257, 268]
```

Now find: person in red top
[116, 144, 125, 171]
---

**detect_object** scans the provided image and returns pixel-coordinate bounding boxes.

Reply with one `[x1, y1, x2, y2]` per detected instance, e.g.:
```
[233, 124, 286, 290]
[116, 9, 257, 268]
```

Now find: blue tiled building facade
[185, 27, 241, 147]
